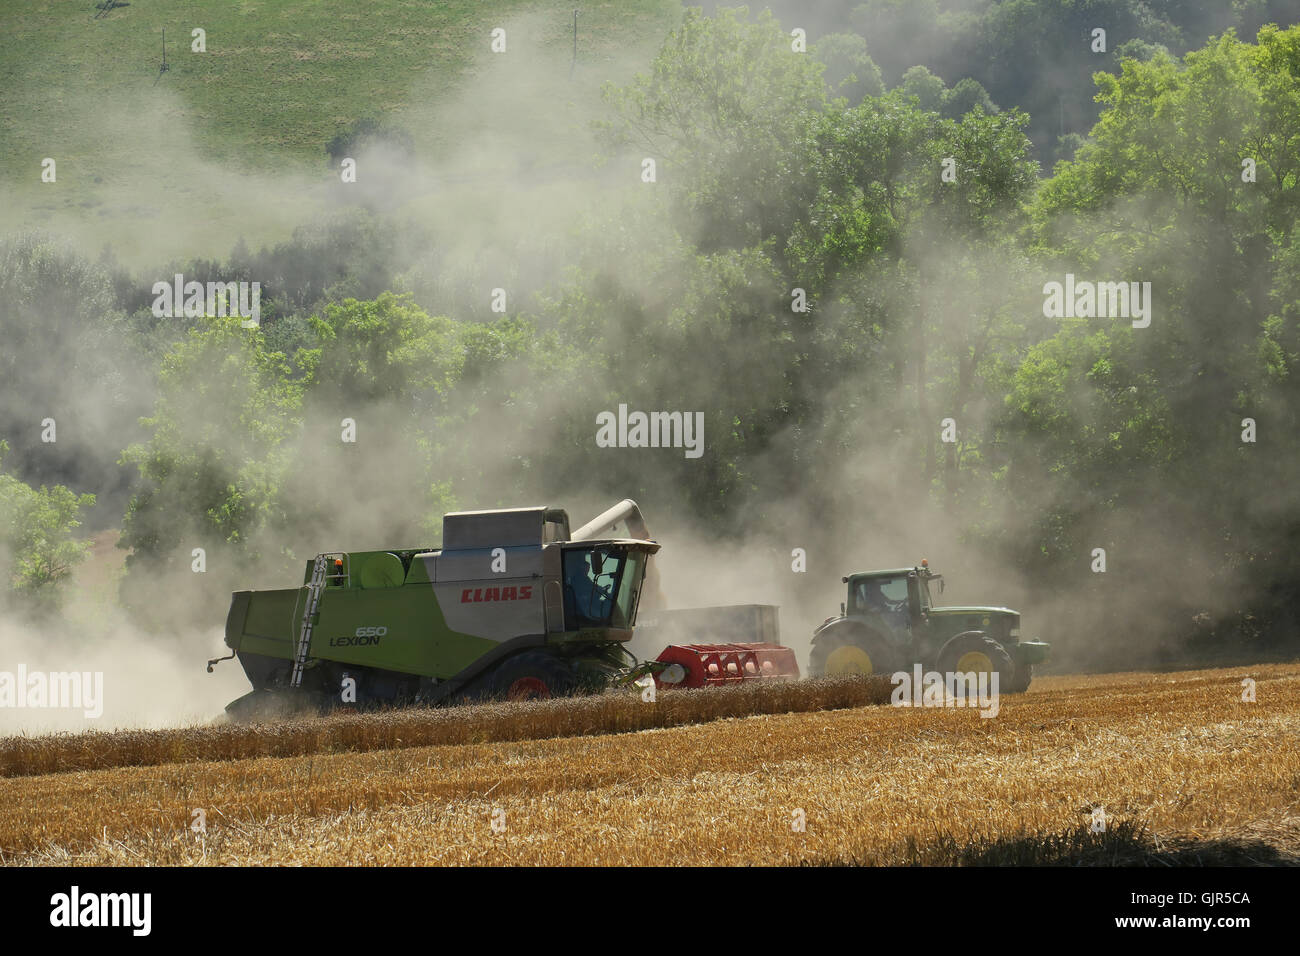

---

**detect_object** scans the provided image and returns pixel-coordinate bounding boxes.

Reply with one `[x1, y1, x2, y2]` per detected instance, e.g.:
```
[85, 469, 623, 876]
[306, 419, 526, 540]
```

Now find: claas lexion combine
[211, 500, 800, 720]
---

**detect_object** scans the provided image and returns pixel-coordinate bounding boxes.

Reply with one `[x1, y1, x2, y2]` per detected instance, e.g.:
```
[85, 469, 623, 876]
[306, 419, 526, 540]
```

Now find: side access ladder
[290, 554, 332, 687]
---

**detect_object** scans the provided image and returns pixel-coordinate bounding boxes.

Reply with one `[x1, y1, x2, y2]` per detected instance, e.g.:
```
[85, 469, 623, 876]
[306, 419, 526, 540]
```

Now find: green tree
[814, 32, 885, 102]
[788, 95, 1037, 285]
[118, 317, 305, 625]
[898, 65, 947, 112]
[1012, 25, 1300, 642]
[0, 441, 95, 599]
[289, 293, 466, 544]
[599, 7, 828, 256]
[302, 292, 463, 406]
[942, 77, 998, 119]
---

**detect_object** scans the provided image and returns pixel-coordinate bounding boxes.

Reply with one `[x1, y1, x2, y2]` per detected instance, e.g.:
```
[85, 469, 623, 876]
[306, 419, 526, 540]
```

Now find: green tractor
[808, 561, 1050, 693]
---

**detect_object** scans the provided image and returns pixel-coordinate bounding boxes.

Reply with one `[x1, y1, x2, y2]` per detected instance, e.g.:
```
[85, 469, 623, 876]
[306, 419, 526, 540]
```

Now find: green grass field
[0, 0, 679, 261]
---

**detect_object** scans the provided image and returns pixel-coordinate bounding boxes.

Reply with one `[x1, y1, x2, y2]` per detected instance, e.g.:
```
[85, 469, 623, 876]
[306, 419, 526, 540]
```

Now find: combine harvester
[210, 500, 799, 719]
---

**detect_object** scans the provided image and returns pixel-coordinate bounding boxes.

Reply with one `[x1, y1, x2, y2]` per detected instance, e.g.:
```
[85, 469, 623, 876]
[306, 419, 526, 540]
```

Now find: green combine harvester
[211, 499, 801, 720]
[213, 501, 663, 719]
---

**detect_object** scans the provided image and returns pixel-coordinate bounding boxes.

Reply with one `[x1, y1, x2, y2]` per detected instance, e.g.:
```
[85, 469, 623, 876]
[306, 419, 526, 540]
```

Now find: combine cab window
[563, 546, 623, 628]
[612, 549, 645, 628]
[562, 546, 647, 629]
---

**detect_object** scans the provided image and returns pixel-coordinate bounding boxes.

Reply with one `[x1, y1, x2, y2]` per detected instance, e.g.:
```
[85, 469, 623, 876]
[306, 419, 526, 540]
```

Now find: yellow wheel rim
[826, 645, 874, 675]
[956, 651, 993, 674]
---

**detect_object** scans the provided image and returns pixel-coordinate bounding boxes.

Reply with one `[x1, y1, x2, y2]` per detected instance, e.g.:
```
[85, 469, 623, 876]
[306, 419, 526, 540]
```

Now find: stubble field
[1, 663, 1297, 866]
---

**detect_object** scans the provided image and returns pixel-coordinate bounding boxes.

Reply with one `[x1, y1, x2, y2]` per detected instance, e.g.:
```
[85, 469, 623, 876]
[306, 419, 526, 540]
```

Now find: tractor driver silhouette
[860, 578, 909, 630]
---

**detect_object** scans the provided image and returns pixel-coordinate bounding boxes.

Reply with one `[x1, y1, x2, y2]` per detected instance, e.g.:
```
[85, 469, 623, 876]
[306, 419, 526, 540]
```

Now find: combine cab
[809, 562, 1049, 692]
[211, 500, 798, 719]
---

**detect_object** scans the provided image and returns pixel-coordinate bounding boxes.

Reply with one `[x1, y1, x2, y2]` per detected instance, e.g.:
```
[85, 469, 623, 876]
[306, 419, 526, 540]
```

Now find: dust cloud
[1, 6, 1279, 736]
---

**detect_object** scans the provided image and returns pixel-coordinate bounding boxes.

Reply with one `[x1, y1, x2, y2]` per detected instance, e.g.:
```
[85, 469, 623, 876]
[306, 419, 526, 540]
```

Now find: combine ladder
[290, 554, 331, 688]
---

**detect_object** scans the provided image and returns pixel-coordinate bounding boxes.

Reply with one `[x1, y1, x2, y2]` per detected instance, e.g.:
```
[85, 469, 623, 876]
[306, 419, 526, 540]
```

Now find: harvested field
[2, 663, 1298, 866]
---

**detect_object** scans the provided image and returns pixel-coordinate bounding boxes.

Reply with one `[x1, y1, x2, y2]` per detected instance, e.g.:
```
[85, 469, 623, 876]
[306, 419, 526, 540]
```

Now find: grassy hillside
[0, 0, 679, 259]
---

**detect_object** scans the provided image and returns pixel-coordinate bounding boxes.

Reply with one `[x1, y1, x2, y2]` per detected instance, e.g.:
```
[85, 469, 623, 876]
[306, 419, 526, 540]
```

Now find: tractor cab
[842, 564, 941, 642]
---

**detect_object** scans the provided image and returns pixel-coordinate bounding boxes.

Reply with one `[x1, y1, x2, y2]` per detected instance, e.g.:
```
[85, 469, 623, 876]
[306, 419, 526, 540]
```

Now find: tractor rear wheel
[491, 652, 577, 701]
[936, 632, 1016, 691]
[810, 623, 897, 677]
[1005, 662, 1032, 694]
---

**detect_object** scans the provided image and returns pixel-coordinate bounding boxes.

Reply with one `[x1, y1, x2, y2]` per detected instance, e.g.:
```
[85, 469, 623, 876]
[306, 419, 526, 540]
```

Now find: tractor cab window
[563, 545, 642, 629]
[853, 575, 910, 625]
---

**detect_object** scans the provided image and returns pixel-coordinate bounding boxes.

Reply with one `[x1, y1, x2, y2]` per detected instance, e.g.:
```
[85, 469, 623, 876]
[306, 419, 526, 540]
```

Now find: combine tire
[810, 623, 897, 677]
[224, 689, 301, 723]
[936, 632, 1016, 691]
[491, 652, 577, 701]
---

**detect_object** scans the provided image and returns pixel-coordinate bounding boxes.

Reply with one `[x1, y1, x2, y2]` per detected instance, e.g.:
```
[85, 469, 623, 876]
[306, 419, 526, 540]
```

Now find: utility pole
[160, 27, 169, 75]
[570, 9, 578, 78]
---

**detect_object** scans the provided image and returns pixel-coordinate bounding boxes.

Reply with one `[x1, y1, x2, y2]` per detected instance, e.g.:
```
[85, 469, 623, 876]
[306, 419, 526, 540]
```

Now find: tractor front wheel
[936, 632, 1016, 691]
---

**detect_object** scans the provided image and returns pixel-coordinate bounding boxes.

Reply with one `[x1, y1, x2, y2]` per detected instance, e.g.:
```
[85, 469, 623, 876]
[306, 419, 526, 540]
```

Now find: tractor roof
[928, 605, 1017, 615]
[845, 568, 923, 580]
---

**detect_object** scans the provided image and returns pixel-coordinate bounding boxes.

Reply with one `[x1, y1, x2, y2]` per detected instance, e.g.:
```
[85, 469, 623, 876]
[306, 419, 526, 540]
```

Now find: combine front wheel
[491, 652, 577, 701]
